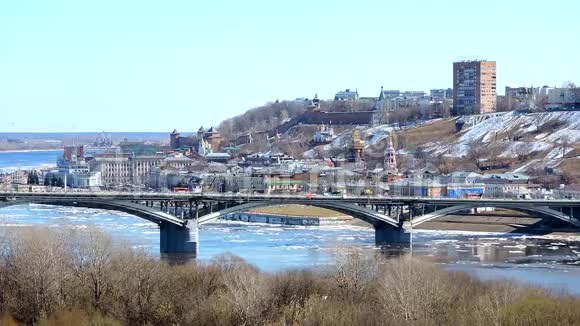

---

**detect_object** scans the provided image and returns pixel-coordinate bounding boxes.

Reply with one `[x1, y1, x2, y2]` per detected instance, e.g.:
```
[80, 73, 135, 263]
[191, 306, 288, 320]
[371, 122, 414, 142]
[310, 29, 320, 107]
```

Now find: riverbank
[1, 228, 579, 326]
[249, 204, 350, 218]
[246, 206, 580, 238]
[232, 204, 353, 226]
[2, 203, 580, 296]
[0, 148, 62, 153]
[0, 143, 62, 152]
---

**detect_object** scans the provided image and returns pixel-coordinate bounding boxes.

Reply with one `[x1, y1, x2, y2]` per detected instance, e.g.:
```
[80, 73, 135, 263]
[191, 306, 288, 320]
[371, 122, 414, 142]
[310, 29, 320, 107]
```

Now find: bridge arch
[0, 199, 185, 226]
[197, 200, 400, 228]
[409, 204, 580, 229]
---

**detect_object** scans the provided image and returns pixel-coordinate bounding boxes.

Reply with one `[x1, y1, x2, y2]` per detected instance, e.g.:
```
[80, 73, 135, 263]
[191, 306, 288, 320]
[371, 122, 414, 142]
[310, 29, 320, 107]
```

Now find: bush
[0, 228, 578, 325]
[500, 295, 580, 326]
[37, 309, 121, 326]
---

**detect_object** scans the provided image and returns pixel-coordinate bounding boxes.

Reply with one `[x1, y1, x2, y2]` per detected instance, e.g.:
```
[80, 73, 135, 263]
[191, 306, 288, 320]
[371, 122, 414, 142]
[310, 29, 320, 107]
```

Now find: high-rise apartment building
[453, 60, 497, 115]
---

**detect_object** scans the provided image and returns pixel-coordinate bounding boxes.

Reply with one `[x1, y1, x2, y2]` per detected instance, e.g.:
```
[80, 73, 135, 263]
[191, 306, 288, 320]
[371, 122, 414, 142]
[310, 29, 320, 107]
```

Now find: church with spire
[383, 134, 397, 172]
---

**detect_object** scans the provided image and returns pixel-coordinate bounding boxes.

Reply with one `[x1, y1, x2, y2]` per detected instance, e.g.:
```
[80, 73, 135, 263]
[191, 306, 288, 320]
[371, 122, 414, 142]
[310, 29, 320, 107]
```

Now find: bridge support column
[160, 220, 198, 258]
[375, 224, 409, 245]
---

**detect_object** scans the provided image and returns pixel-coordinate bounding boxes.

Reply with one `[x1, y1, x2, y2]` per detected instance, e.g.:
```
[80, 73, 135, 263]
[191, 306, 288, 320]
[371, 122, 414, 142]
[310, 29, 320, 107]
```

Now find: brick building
[453, 60, 497, 115]
[170, 127, 224, 153]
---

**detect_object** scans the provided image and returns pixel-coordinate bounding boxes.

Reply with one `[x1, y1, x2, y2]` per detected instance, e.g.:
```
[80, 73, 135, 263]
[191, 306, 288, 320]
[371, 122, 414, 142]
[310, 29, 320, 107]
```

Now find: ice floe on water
[1, 204, 580, 292]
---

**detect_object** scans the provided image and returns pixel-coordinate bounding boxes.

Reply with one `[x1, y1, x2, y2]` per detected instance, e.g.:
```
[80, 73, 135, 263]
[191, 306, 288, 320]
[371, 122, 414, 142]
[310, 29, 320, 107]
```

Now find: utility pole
[409, 218, 413, 257]
[409, 204, 413, 257]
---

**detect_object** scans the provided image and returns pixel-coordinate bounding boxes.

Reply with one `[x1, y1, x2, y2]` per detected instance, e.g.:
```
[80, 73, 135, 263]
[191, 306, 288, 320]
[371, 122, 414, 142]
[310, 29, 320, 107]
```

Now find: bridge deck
[1, 191, 578, 206]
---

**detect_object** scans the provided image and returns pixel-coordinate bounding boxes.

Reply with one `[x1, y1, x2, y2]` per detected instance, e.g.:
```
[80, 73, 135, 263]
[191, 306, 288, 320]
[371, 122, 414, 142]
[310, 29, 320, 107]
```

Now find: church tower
[197, 126, 206, 139]
[384, 134, 397, 172]
[377, 86, 385, 110]
[349, 129, 365, 162]
[170, 129, 180, 149]
[307, 93, 321, 112]
[371, 86, 387, 126]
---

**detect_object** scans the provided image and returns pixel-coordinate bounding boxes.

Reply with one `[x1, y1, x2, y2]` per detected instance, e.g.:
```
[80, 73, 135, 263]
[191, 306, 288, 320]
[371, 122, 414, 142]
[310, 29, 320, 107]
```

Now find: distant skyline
[1, 0, 578, 132]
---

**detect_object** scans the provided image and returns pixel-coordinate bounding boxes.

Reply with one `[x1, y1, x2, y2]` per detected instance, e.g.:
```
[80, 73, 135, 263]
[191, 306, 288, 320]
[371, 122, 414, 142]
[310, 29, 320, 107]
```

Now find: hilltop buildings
[312, 124, 335, 144]
[502, 84, 580, 111]
[545, 86, 580, 110]
[504, 86, 545, 111]
[170, 127, 224, 154]
[430, 88, 453, 100]
[375, 87, 432, 113]
[453, 60, 497, 115]
[301, 94, 376, 125]
[334, 89, 359, 101]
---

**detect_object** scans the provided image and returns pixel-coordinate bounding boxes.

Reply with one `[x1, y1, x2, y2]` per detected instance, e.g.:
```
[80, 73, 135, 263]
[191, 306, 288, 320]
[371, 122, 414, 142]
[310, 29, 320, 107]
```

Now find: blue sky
[0, 0, 578, 132]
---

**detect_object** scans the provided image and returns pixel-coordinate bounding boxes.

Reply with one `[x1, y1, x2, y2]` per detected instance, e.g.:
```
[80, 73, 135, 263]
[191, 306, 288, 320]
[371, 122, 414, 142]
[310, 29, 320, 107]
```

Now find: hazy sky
[0, 0, 578, 132]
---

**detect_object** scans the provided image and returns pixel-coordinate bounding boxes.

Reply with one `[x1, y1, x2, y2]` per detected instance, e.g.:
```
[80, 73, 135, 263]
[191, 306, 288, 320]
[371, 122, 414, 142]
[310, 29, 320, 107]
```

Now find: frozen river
[1, 149, 580, 295]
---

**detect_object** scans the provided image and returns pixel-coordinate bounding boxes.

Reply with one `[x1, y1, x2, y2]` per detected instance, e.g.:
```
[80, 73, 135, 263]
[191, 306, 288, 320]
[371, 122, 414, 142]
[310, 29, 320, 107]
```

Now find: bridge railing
[1, 190, 579, 205]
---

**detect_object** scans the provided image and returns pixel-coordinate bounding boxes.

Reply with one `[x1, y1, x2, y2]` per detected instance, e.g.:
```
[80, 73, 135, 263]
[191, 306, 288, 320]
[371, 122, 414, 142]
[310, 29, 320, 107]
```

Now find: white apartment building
[89, 154, 163, 188]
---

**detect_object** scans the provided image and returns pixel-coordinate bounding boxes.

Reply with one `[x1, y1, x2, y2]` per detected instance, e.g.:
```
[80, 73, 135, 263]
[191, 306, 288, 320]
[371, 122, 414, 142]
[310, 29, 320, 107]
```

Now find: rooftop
[205, 153, 231, 158]
[561, 184, 580, 192]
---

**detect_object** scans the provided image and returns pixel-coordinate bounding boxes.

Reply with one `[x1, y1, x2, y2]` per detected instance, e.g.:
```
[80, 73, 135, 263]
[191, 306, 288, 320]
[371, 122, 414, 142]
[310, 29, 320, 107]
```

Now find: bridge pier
[375, 224, 409, 245]
[160, 220, 198, 258]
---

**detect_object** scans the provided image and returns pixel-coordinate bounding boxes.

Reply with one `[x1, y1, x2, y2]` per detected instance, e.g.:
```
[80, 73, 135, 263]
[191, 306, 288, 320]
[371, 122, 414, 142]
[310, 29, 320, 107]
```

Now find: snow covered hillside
[423, 111, 580, 169]
[303, 124, 394, 159]
[302, 111, 579, 174]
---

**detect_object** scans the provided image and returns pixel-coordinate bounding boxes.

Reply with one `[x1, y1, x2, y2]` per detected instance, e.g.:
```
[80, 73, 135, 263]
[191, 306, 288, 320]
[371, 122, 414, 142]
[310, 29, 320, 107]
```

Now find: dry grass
[1, 228, 579, 326]
[395, 118, 458, 149]
[558, 158, 580, 178]
[249, 204, 348, 218]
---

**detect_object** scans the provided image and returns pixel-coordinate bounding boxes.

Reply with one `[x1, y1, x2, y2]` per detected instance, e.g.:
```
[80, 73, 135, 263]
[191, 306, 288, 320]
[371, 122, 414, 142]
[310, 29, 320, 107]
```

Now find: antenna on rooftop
[457, 55, 482, 62]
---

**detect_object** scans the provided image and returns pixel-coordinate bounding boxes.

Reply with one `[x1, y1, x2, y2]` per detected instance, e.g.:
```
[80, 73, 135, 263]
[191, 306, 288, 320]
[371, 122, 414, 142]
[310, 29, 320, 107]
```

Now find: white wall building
[57, 160, 102, 188]
[545, 86, 580, 110]
[558, 184, 580, 199]
[334, 89, 359, 101]
[89, 154, 163, 188]
[481, 179, 531, 198]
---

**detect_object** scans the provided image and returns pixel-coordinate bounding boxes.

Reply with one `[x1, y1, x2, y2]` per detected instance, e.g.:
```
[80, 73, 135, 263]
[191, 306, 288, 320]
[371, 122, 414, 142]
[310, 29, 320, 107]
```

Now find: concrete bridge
[1, 192, 579, 256]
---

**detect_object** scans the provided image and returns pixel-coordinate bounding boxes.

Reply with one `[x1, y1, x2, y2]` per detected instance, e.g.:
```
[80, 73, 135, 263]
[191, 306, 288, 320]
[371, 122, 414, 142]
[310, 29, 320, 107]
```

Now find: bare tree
[0, 228, 68, 323]
[215, 254, 266, 325]
[514, 142, 535, 161]
[533, 94, 547, 112]
[558, 135, 571, 158]
[333, 251, 378, 302]
[467, 143, 485, 165]
[109, 250, 162, 325]
[66, 228, 115, 309]
[378, 256, 457, 323]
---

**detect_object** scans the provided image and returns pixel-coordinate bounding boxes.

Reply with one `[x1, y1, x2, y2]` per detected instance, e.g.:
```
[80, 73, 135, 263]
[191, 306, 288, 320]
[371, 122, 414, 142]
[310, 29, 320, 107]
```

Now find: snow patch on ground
[304, 112, 579, 165]
[364, 125, 394, 148]
[426, 111, 580, 161]
[304, 124, 396, 158]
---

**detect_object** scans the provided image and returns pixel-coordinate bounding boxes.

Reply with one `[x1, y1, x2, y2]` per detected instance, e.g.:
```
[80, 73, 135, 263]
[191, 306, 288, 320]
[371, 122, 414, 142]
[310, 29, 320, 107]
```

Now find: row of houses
[3, 159, 578, 200]
[503, 85, 580, 111]
[389, 172, 542, 199]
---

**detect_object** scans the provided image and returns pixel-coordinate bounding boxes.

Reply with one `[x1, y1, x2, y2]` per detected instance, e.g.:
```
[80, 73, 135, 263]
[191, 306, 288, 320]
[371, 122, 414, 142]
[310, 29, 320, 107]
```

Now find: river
[1, 150, 580, 295]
